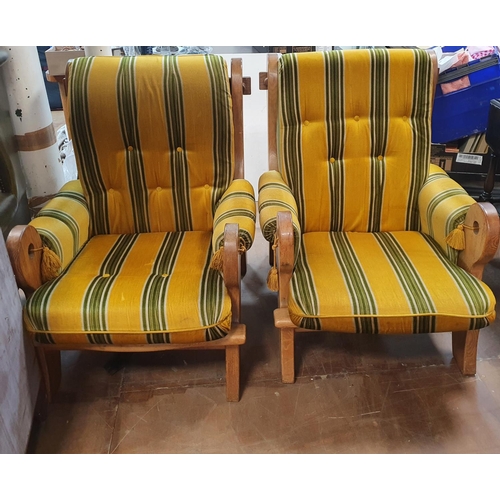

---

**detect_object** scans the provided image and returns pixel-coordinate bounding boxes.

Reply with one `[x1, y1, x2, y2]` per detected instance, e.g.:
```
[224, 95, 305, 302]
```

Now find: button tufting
[156, 187, 162, 192]
[204, 184, 210, 190]
[161, 273, 169, 278]
[402, 116, 408, 122]
[354, 115, 360, 121]
[176, 147, 183, 153]
[127, 146, 134, 151]
[377, 155, 384, 161]
[102, 273, 110, 278]
[330, 157, 335, 163]
[108, 188, 114, 193]
[304, 120, 310, 126]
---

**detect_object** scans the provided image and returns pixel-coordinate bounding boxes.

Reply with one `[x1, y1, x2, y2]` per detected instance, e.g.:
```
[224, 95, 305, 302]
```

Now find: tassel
[41, 246, 62, 283]
[267, 234, 279, 292]
[210, 246, 224, 271]
[267, 267, 279, 292]
[445, 224, 466, 251]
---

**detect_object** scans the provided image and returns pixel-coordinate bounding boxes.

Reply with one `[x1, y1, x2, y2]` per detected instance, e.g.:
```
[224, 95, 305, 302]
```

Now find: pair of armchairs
[7, 49, 499, 406]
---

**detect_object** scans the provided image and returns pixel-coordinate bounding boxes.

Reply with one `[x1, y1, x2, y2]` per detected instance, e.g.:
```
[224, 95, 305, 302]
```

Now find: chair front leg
[225, 345, 240, 402]
[276, 211, 296, 383]
[452, 330, 480, 376]
[281, 328, 295, 383]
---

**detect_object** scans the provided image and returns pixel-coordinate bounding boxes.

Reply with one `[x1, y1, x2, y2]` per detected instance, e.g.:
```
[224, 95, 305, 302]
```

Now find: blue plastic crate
[431, 48, 500, 143]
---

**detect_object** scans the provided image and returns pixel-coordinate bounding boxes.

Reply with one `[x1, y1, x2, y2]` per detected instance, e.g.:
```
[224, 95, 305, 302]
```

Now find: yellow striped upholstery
[277, 49, 433, 233]
[212, 179, 256, 253]
[260, 48, 496, 333]
[68, 55, 235, 236]
[419, 164, 475, 262]
[258, 170, 301, 249]
[24, 54, 254, 345]
[26, 232, 232, 343]
[289, 231, 495, 333]
[29, 180, 89, 271]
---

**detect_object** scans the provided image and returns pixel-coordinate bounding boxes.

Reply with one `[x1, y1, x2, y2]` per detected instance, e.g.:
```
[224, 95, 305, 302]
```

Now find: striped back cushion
[68, 55, 234, 236]
[277, 48, 434, 232]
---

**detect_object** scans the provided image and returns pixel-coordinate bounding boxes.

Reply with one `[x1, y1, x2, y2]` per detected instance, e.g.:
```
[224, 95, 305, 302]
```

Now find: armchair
[259, 49, 499, 383]
[7, 54, 255, 402]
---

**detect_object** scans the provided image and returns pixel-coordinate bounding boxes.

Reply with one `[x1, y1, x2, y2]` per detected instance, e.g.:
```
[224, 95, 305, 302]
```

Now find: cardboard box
[431, 142, 457, 171]
[269, 46, 315, 54]
[451, 152, 490, 173]
[45, 46, 85, 76]
[431, 153, 454, 171]
[431, 148, 491, 174]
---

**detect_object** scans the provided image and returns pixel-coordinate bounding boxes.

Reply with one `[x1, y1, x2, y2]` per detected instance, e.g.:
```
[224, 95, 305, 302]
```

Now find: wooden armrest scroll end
[6, 225, 44, 294]
[458, 202, 500, 280]
[276, 211, 294, 308]
[223, 223, 241, 323]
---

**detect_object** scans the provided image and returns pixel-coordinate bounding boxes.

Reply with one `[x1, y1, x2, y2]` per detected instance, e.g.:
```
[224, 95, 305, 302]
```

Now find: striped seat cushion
[289, 231, 495, 333]
[25, 231, 232, 345]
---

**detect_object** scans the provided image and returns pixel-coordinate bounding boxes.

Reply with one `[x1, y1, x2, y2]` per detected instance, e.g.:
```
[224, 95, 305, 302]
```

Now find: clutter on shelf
[430, 46, 500, 144]
[431, 132, 490, 174]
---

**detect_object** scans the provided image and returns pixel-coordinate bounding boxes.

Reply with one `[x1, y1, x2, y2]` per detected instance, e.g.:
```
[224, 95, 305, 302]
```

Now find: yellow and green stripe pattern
[212, 179, 256, 253]
[68, 54, 234, 236]
[258, 170, 302, 256]
[25, 231, 232, 344]
[289, 231, 495, 333]
[29, 180, 89, 271]
[277, 48, 433, 233]
[419, 164, 476, 262]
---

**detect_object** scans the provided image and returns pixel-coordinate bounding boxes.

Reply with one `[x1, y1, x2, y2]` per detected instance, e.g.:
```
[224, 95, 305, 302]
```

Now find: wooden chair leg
[452, 330, 479, 376]
[35, 347, 61, 403]
[225, 345, 240, 402]
[281, 328, 295, 383]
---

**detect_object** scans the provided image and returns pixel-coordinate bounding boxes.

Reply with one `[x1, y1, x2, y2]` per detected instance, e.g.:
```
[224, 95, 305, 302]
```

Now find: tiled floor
[26, 111, 500, 453]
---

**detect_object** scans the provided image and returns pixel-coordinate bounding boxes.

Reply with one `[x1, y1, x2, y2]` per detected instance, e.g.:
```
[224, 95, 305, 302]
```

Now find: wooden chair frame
[261, 52, 500, 383]
[8, 57, 251, 403]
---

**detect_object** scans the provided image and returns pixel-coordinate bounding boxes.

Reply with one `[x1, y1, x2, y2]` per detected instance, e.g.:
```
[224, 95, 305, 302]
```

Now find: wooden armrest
[276, 211, 295, 308]
[223, 223, 241, 323]
[6, 225, 43, 294]
[458, 202, 500, 280]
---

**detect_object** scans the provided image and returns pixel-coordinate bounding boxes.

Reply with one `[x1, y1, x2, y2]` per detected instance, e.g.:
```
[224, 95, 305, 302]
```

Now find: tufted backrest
[68, 54, 234, 236]
[277, 48, 435, 233]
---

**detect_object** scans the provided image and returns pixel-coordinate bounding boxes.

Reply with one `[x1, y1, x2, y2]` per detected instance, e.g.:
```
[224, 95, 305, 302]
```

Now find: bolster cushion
[212, 179, 256, 254]
[258, 170, 301, 251]
[29, 180, 90, 271]
[419, 164, 476, 262]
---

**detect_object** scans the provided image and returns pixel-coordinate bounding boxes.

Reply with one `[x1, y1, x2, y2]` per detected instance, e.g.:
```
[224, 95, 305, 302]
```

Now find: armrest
[28, 179, 90, 271]
[211, 179, 256, 267]
[7, 180, 90, 292]
[276, 211, 295, 308]
[222, 223, 241, 323]
[419, 164, 476, 262]
[258, 170, 301, 252]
